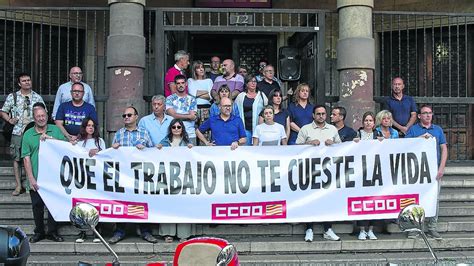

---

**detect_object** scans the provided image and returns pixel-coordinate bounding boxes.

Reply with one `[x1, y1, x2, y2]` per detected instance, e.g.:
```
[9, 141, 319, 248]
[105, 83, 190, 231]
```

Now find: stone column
[337, 0, 375, 129]
[106, 0, 146, 137]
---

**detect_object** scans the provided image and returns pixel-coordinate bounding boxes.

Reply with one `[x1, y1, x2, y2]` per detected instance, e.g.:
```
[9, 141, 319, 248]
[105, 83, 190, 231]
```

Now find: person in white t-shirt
[187, 60, 213, 135]
[253, 105, 287, 146]
[72, 117, 106, 243]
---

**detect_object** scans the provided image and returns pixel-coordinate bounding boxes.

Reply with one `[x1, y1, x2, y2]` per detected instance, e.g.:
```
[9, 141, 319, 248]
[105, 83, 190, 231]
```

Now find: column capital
[337, 0, 373, 10]
[108, 0, 146, 7]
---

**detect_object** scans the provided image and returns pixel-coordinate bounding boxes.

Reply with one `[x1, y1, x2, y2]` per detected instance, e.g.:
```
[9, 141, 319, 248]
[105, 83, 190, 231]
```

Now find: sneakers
[426, 230, 442, 240]
[142, 232, 158, 243]
[93, 237, 101, 243]
[367, 230, 378, 240]
[407, 231, 419, 239]
[358, 230, 367, 240]
[304, 228, 313, 242]
[108, 232, 125, 244]
[75, 232, 87, 243]
[323, 228, 340, 241]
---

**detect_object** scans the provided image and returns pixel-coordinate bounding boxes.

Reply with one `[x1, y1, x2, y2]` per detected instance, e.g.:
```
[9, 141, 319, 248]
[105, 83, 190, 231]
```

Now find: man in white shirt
[296, 104, 341, 242]
[52, 66, 95, 119]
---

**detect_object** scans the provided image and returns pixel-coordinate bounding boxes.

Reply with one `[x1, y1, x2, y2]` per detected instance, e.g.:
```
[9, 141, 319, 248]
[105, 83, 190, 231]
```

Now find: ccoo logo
[347, 194, 419, 215]
[212, 200, 286, 220]
[72, 198, 148, 219]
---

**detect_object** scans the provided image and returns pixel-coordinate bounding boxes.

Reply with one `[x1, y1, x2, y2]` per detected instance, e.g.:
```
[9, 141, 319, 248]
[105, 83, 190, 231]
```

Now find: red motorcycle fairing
[173, 237, 239, 266]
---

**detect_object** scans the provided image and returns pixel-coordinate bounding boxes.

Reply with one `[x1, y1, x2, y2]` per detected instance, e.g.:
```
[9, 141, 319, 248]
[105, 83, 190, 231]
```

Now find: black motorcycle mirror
[70, 203, 120, 266]
[216, 244, 237, 266]
[398, 204, 438, 263]
[0, 225, 30, 266]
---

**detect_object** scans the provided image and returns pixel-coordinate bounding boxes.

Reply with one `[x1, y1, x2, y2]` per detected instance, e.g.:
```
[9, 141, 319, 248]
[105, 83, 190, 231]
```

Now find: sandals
[12, 186, 23, 196]
[164, 236, 174, 243]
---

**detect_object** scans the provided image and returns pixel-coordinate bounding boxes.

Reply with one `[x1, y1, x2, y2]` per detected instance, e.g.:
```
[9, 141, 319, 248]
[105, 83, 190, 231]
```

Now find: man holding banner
[296, 104, 341, 242]
[22, 106, 66, 243]
[196, 97, 246, 150]
[406, 104, 447, 240]
[108, 106, 158, 244]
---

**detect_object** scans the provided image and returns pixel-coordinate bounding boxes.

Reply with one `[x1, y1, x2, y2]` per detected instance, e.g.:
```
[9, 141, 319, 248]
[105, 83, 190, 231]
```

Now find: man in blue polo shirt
[196, 97, 246, 150]
[406, 104, 447, 240]
[383, 77, 417, 137]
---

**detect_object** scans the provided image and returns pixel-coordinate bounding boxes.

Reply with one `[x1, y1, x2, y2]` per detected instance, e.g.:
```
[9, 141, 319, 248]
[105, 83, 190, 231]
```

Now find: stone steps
[25, 250, 474, 265]
[24, 233, 474, 255]
[2, 163, 474, 263]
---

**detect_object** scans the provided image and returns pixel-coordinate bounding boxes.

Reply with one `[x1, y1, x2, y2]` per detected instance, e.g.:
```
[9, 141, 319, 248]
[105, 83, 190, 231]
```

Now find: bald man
[52, 66, 95, 119]
[210, 59, 245, 100]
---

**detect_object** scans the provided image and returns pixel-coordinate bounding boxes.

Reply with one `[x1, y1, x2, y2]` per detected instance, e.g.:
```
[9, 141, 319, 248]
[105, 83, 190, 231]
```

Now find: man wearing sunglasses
[54, 82, 98, 142]
[108, 106, 157, 244]
[1, 73, 45, 196]
[52, 66, 95, 120]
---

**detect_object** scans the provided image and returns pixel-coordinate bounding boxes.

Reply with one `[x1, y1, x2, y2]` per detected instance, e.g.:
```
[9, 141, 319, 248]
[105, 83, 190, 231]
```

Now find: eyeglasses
[248, 80, 257, 83]
[71, 72, 83, 75]
[72, 90, 84, 94]
[421, 112, 433, 115]
[315, 112, 326, 116]
[171, 125, 182, 130]
[122, 113, 134, 118]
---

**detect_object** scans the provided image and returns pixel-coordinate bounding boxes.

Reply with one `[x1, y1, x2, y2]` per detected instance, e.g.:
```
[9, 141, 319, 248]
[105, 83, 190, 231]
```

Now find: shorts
[10, 134, 22, 161]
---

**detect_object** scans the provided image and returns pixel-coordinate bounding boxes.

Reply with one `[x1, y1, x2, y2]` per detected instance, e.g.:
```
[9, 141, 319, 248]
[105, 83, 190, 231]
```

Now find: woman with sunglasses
[156, 119, 194, 242]
[73, 117, 106, 243]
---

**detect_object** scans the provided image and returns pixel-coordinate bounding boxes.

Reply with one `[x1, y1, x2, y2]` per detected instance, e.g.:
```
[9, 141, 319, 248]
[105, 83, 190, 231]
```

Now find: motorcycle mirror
[216, 244, 236, 266]
[69, 203, 100, 231]
[398, 204, 425, 232]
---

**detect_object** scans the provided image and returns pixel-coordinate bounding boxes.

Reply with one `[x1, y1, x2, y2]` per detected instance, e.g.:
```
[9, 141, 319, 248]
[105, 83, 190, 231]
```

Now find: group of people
[1, 50, 447, 245]
[1, 67, 99, 244]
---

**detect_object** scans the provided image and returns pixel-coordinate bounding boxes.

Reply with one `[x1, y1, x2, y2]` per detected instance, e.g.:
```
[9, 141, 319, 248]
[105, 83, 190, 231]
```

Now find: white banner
[38, 138, 439, 223]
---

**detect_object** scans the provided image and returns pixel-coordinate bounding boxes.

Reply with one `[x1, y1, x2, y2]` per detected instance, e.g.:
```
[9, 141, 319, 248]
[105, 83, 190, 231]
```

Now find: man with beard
[210, 59, 244, 100]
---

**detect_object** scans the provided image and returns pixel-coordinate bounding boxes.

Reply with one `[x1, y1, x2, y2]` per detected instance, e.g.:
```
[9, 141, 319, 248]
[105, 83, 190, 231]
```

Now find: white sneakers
[358, 229, 378, 240]
[305, 228, 314, 242]
[323, 228, 340, 241]
[305, 228, 340, 241]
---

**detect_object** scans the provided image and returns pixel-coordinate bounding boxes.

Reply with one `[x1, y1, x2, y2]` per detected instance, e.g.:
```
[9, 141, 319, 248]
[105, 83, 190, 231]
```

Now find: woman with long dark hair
[262, 88, 290, 139]
[156, 119, 195, 242]
[76, 117, 106, 157]
[234, 74, 268, 145]
[74, 117, 106, 242]
[156, 118, 193, 149]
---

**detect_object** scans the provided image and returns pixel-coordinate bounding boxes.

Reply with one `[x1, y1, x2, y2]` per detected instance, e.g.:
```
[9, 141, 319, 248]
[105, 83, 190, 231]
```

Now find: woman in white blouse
[253, 105, 287, 146]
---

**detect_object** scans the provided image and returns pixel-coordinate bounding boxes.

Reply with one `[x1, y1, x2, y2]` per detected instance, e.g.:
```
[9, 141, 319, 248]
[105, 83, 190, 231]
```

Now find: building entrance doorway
[190, 34, 277, 77]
